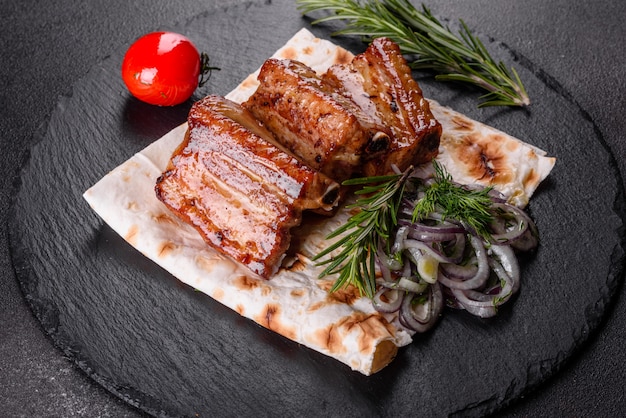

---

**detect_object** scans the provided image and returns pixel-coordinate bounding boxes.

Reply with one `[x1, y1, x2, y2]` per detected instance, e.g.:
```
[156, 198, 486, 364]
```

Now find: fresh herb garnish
[412, 161, 494, 239]
[314, 162, 496, 297]
[296, 0, 530, 107]
[313, 169, 412, 298]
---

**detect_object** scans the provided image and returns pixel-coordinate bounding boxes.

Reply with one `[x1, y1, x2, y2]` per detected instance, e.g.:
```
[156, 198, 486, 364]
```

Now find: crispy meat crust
[324, 37, 441, 176]
[155, 95, 340, 278]
[243, 58, 391, 182]
[245, 38, 441, 182]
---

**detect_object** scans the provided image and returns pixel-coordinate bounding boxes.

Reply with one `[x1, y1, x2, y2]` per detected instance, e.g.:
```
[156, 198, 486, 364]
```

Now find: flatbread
[83, 28, 555, 375]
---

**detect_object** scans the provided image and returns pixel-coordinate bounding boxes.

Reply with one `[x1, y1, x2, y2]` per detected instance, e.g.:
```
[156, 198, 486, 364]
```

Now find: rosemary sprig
[313, 169, 413, 298]
[296, 0, 530, 107]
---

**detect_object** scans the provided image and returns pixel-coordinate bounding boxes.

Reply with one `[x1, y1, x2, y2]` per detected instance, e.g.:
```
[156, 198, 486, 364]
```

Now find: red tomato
[121, 32, 202, 106]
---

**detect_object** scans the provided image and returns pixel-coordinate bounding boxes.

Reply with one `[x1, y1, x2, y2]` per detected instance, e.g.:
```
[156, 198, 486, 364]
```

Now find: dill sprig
[412, 161, 494, 238]
[296, 0, 530, 107]
[313, 169, 413, 298]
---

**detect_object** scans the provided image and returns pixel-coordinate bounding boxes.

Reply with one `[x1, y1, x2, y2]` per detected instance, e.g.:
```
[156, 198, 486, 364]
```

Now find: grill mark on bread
[195, 254, 235, 273]
[233, 275, 272, 296]
[334, 49, 353, 65]
[310, 312, 396, 356]
[212, 287, 225, 302]
[255, 303, 297, 340]
[125, 224, 139, 246]
[157, 241, 177, 258]
[318, 280, 361, 306]
[451, 114, 475, 131]
[449, 133, 514, 184]
[152, 212, 177, 225]
[311, 319, 347, 355]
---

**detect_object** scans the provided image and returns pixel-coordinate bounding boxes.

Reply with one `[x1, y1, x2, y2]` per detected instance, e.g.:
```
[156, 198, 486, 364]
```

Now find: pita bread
[83, 28, 555, 375]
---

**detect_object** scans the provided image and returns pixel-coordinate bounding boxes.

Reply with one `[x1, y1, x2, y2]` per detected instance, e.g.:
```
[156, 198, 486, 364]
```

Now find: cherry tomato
[121, 32, 203, 106]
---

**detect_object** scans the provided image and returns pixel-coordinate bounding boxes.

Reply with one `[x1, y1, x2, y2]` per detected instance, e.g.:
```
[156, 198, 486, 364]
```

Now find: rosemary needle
[296, 0, 530, 107]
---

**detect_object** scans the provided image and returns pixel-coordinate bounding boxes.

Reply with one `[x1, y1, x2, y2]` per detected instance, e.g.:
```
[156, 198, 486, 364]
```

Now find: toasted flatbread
[83, 29, 555, 375]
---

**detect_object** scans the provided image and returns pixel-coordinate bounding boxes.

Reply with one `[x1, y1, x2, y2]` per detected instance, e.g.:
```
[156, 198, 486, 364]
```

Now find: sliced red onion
[488, 188, 507, 203]
[398, 282, 443, 332]
[372, 287, 404, 313]
[403, 239, 457, 264]
[391, 225, 409, 254]
[489, 204, 529, 244]
[379, 277, 428, 294]
[372, 175, 537, 324]
[449, 288, 498, 318]
[376, 242, 402, 277]
[486, 259, 514, 303]
[449, 246, 518, 317]
[400, 219, 466, 242]
[408, 220, 466, 235]
[451, 270, 514, 317]
[443, 234, 466, 264]
[510, 220, 539, 252]
[407, 230, 459, 243]
[440, 257, 478, 280]
[489, 244, 520, 294]
[397, 277, 429, 293]
[437, 235, 489, 290]
[489, 203, 538, 251]
[400, 259, 412, 278]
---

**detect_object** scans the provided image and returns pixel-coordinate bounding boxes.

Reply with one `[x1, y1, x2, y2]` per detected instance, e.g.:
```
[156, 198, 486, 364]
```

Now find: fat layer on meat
[243, 58, 392, 182]
[244, 38, 441, 182]
[324, 37, 441, 176]
[155, 95, 340, 278]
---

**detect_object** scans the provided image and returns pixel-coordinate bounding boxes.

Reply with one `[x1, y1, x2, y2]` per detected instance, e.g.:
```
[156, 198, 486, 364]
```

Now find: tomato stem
[199, 52, 220, 87]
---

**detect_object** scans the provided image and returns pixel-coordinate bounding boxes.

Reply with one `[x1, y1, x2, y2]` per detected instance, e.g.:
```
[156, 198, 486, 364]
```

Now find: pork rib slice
[155, 95, 340, 279]
[243, 58, 392, 182]
[323, 37, 441, 177]
[244, 38, 441, 182]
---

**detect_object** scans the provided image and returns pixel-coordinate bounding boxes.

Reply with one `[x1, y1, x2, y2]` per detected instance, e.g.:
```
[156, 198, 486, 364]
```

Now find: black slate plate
[9, 0, 626, 416]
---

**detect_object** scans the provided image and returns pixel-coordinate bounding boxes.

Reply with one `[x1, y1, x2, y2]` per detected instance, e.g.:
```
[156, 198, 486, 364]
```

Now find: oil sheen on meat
[324, 37, 441, 176]
[244, 37, 441, 181]
[243, 58, 391, 182]
[155, 95, 340, 278]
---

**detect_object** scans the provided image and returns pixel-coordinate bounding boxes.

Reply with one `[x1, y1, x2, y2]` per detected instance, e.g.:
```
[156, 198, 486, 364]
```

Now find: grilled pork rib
[156, 38, 440, 279]
[155, 95, 340, 278]
[244, 38, 441, 181]
[243, 58, 391, 182]
[324, 37, 441, 176]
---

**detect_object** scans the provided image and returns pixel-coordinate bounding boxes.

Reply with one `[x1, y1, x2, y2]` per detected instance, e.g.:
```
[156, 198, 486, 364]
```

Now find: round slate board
[9, 0, 626, 416]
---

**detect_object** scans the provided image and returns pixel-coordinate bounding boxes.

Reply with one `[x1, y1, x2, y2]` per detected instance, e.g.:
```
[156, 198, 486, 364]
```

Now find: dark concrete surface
[1, 0, 624, 416]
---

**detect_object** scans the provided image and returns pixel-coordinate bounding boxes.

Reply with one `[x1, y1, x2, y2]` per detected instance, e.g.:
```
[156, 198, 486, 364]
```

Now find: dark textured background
[1, 0, 625, 416]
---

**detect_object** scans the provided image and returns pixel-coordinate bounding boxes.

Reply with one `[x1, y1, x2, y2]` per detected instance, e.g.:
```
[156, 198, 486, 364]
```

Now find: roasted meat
[323, 37, 441, 176]
[243, 58, 391, 182]
[244, 38, 441, 181]
[155, 95, 340, 278]
[155, 38, 440, 279]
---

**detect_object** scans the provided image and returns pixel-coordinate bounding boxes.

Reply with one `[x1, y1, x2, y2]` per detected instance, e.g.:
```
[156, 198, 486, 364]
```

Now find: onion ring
[437, 236, 489, 290]
[398, 282, 443, 332]
[372, 287, 404, 313]
[371, 172, 538, 329]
